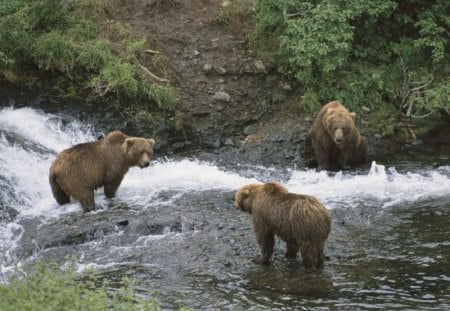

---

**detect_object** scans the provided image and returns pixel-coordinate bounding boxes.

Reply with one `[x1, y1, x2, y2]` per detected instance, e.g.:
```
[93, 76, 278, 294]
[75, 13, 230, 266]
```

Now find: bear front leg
[340, 148, 354, 170]
[312, 142, 330, 170]
[253, 229, 275, 265]
[79, 191, 96, 213]
[285, 242, 299, 259]
[104, 180, 122, 198]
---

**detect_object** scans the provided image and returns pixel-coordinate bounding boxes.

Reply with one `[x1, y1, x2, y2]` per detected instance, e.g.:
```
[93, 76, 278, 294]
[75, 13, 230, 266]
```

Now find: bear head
[322, 107, 356, 146]
[234, 182, 288, 214]
[124, 137, 155, 168]
[234, 183, 262, 214]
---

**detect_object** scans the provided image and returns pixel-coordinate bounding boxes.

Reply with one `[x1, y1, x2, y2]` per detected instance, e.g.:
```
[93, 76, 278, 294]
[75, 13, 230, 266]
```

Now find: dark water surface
[0, 106, 449, 310]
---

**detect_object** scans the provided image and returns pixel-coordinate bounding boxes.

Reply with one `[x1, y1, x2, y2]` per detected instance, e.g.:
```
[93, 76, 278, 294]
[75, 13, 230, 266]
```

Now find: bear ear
[125, 138, 135, 148]
[243, 189, 250, 196]
[326, 107, 335, 115]
[350, 112, 356, 120]
[148, 138, 155, 147]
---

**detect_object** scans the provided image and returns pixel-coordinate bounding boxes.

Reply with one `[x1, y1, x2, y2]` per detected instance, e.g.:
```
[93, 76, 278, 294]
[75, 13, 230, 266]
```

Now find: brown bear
[49, 130, 155, 212]
[307, 100, 367, 171]
[234, 182, 331, 270]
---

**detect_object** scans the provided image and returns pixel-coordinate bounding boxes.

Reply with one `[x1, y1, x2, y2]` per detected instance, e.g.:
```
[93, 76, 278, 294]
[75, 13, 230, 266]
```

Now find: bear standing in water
[306, 100, 367, 171]
[234, 182, 331, 270]
[49, 130, 155, 212]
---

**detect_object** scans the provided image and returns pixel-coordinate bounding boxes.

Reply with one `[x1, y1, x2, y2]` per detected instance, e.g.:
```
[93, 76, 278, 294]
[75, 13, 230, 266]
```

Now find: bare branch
[137, 62, 170, 83]
[284, 12, 302, 18]
[144, 49, 159, 55]
[411, 111, 434, 119]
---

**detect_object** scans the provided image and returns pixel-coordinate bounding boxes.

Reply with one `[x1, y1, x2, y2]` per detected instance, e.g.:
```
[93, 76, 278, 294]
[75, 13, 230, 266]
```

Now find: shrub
[0, 261, 161, 311]
[0, 0, 177, 114]
[253, 0, 450, 117]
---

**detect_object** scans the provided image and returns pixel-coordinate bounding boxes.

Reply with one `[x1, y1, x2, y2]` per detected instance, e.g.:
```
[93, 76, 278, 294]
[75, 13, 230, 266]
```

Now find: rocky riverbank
[2, 0, 449, 169]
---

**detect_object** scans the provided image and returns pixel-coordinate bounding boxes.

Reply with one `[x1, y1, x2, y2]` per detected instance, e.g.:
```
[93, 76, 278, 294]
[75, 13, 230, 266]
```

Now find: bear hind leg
[72, 189, 96, 213]
[285, 242, 299, 259]
[300, 241, 324, 270]
[50, 177, 70, 205]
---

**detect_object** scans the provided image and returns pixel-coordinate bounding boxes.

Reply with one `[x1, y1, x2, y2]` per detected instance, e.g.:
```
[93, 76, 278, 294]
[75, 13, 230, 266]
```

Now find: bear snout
[334, 129, 344, 145]
[142, 160, 150, 168]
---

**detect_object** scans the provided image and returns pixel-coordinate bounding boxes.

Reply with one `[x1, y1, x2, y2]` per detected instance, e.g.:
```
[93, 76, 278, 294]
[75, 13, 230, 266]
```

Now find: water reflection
[245, 265, 335, 297]
[331, 199, 450, 310]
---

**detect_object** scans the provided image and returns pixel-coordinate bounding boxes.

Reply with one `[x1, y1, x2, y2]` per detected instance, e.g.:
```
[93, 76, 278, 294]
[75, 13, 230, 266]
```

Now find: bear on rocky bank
[305, 100, 367, 171]
[234, 182, 331, 270]
[49, 130, 155, 212]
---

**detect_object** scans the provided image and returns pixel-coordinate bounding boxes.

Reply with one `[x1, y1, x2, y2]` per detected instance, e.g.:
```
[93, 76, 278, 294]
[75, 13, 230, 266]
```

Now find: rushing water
[1, 106, 449, 310]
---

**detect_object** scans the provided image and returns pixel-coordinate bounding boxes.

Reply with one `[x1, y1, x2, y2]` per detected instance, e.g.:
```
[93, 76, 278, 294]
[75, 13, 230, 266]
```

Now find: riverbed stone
[212, 91, 231, 102]
[253, 60, 266, 73]
[203, 63, 213, 73]
[243, 124, 258, 135]
[224, 138, 234, 146]
[214, 66, 227, 75]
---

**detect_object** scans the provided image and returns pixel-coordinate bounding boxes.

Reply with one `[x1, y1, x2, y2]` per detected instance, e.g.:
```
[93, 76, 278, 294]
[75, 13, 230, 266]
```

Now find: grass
[0, 0, 178, 114]
[0, 261, 190, 311]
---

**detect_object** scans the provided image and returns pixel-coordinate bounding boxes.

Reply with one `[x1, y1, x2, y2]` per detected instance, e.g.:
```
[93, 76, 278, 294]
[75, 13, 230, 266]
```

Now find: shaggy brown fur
[234, 182, 331, 270]
[49, 130, 155, 212]
[307, 100, 367, 171]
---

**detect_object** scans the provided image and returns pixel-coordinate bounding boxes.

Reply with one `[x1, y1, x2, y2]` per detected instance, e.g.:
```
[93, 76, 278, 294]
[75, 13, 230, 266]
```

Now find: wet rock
[172, 142, 185, 150]
[244, 133, 263, 144]
[242, 64, 252, 74]
[216, 103, 225, 111]
[203, 63, 213, 73]
[0, 203, 18, 223]
[206, 138, 221, 148]
[224, 138, 234, 146]
[116, 219, 129, 227]
[243, 124, 258, 135]
[214, 66, 227, 75]
[212, 91, 231, 102]
[253, 60, 266, 73]
[181, 221, 194, 232]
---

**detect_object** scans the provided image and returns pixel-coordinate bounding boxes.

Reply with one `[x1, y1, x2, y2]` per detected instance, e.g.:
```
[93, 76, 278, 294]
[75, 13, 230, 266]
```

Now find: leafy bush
[0, 261, 162, 311]
[253, 0, 450, 116]
[0, 0, 177, 113]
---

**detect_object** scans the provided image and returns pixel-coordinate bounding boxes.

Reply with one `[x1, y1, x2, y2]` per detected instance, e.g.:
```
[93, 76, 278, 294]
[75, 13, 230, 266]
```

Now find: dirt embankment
[124, 0, 312, 166]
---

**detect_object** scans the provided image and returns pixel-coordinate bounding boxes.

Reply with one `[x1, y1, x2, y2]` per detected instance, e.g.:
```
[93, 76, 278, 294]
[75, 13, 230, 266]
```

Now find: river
[1, 106, 449, 310]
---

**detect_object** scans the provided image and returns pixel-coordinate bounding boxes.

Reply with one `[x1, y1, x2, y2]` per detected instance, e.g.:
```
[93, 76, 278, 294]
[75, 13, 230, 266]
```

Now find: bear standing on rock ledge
[49, 130, 155, 212]
[306, 100, 367, 171]
[234, 182, 331, 270]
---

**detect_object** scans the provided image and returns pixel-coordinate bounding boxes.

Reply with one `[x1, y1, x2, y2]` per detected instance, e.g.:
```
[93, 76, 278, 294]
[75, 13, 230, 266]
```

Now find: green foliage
[0, 0, 177, 114]
[254, 0, 450, 116]
[33, 31, 77, 75]
[0, 261, 162, 311]
[29, 0, 68, 31]
[147, 84, 178, 112]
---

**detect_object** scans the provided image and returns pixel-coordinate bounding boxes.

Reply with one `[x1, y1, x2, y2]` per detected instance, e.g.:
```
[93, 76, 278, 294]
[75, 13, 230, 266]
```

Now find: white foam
[118, 158, 261, 206]
[0, 106, 95, 152]
[286, 161, 450, 208]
